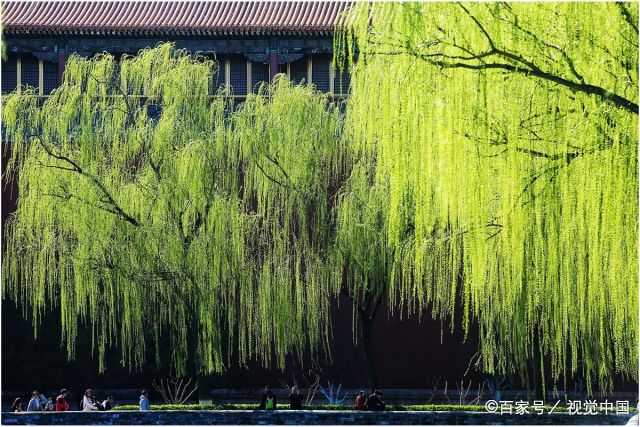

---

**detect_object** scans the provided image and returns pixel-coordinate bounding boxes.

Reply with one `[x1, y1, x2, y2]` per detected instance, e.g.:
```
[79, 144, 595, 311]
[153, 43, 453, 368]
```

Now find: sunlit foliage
[336, 2, 638, 392]
[2, 44, 344, 374]
[4, 1, 638, 394]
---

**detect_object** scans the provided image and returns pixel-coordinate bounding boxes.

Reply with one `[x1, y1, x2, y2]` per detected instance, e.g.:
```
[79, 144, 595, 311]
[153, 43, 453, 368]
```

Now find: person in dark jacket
[92, 395, 104, 411]
[366, 390, 386, 411]
[102, 396, 114, 410]
[259, 385, 277, 410]
[288, 386, 303, 410]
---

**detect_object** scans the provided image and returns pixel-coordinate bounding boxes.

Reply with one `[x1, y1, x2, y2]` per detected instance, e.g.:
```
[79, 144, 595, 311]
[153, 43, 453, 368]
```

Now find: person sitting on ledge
[140, 390, 151, 411]
[366, 389, 386, 411]
[259, 385, 277, 410]
[289, 386, 303, 410]
[102, 396, 114, 411]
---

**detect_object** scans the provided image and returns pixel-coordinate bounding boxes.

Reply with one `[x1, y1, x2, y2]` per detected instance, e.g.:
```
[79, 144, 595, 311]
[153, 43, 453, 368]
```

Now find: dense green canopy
[2, 1, 638, 394]
[336, 2, 638, 391]
[2, 44, 344, 374]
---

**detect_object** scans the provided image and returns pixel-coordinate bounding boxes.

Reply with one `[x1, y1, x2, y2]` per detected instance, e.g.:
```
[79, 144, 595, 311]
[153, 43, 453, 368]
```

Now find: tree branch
[31, 133, 141, 227]
[617, 2, 638, 34]
[432, 59, 638, 114]
[370, 7, 639, 114]
[254, 159, 297, 191]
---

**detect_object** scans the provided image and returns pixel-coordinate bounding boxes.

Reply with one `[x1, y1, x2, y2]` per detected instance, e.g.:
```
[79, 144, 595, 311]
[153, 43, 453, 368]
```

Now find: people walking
[11, 398, 23, 412]
[82, 389, 99, 411]
[259, 385, 277, 410]
[288, 386, 303, 410]
[27, 391, 42, 412]
[55, 389, 70, 411]
[139, 390, 151, 411]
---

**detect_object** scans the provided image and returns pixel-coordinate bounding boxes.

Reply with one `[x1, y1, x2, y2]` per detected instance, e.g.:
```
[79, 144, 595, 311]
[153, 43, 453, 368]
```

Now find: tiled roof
[1, 1, 354, 36]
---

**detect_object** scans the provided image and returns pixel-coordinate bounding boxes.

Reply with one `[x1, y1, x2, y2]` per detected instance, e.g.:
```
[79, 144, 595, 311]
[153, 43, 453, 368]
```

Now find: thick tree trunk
[359, 309, 379, 392]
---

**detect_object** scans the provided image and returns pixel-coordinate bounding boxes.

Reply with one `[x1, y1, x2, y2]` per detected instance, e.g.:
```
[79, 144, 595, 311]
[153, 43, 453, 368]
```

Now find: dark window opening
[229, 55, 247, 96]
[43, 60, 58, 95]
[21, 54, 39, 91]
[289, 57, 307, 85]
[311, 55, 330, 92]
[209, 54, 224, 93]
[251, 62, 269, 93]
[1, 54, 18, 94]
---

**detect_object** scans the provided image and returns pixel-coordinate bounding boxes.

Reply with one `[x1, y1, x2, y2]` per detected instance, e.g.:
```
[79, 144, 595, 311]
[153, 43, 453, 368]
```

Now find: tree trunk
[530, 335, 544, 401]
[359, 309, 379, 392]
[196, 372, 212, 404]
[189, 314, 212, 404]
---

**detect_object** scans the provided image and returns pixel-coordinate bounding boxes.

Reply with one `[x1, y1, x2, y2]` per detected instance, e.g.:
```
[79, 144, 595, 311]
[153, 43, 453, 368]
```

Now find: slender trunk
[189, 314, 212, 404]
[531, 336, 544, 400]
[530, 353, 539, 399]
[359, 309, 379, 392]
[196, 372, 212, 404]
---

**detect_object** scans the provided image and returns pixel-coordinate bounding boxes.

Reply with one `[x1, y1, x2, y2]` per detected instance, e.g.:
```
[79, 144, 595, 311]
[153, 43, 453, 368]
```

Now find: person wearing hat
[56, 389, 70, 411]
[366, 389, 386, 411]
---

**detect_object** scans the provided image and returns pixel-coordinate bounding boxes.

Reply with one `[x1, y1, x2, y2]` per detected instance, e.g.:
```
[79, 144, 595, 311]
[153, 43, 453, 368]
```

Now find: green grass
[110, 403, 559, 412]
[111, 403, 636, 413]
[112, 403, 485, 411]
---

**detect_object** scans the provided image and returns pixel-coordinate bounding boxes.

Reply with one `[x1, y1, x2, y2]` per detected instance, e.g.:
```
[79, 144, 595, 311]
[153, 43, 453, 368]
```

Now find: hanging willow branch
[335, 2, 638, 393]
[2, 44, 345, 375]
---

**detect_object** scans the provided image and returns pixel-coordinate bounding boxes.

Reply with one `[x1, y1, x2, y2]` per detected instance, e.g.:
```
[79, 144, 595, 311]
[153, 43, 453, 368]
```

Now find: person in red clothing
[55, 389, 70, 412]
[355, 390, 367, 410]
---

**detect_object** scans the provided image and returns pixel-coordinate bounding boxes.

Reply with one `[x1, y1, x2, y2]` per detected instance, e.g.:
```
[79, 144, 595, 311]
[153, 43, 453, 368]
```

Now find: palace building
[1, 1, 353, 98]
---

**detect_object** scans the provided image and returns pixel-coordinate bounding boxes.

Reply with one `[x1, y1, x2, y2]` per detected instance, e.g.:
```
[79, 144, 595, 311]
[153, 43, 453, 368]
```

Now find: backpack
[266, 396, 274, 409]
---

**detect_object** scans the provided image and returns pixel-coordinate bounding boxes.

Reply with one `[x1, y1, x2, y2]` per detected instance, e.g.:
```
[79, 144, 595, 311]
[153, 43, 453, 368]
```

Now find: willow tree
[335, 2, 638, 393]
[2, 44, 346, 394]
